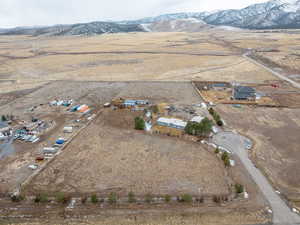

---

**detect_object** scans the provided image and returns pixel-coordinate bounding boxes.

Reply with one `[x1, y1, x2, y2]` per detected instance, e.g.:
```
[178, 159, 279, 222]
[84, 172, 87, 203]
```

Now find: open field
[216, 104, 300, 205]
[211, 30, 300, 81]
[26, 108, 230, 196]
[0, 31, 285, 89]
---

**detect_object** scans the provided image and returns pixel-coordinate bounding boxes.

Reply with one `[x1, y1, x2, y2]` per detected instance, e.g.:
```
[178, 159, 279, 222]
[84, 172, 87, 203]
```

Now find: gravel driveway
[213, 131, 300, 225]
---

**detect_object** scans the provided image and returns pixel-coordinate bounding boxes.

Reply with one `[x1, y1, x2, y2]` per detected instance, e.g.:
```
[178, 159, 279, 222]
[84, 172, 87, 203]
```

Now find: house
[233, 86, 256, 101]
[157, 117, 187, 130]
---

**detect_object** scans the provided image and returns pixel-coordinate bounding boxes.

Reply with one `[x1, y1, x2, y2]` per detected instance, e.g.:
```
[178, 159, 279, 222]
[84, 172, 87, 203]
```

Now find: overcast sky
[0, 0, 267, 28]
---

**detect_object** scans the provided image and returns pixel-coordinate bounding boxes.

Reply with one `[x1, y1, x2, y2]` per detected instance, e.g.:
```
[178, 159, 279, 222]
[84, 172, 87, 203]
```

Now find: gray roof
[234, 86, 256, 99]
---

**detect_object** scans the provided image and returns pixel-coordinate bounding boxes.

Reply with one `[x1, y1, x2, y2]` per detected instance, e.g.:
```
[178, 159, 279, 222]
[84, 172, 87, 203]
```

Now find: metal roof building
[233, 86, 256, 100]
[157, 117, 187, 130]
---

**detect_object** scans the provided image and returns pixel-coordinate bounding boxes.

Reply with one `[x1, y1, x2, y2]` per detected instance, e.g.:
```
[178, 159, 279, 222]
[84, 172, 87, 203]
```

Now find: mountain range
[1, 0, 300, 36]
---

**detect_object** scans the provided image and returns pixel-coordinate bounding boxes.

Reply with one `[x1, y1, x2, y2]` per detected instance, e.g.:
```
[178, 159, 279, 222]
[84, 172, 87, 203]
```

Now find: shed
[157, 117, 187, 130]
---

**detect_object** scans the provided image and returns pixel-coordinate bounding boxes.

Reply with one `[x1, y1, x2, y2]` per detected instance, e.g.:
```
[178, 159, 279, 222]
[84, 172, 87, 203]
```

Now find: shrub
[215, 148, 220, 154]
[196, 196, 204, 203]
[108, 192, 117, 204]
[56, 192, 71, 204]
[151, 105, 159, 114]
[221, 152, 229, 161]
[164, 194, 171, 203]
[128, 192, 136, 203]
[91, 194, 98, 204]
[224, 158, 231, 167]
[81, 196, 87, 204]
[1, 115, 7, 122]
[11, 195, 25, 202]
[217, 120, 224, 126]
[180, 194, 193, 203]
[134, 117, 145, 130]
[145, 193, 153, 203]
[213, 195, 221, 204]
[235, 184, 244, 194]
[34, 193, 48, 203]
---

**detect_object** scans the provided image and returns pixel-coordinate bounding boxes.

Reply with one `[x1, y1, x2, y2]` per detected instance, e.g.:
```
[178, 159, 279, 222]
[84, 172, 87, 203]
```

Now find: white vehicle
[28, 164, 38, 170]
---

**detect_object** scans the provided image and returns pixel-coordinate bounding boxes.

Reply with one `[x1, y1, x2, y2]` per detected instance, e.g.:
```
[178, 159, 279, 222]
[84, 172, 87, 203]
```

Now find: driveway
[213, 132, 300, 225]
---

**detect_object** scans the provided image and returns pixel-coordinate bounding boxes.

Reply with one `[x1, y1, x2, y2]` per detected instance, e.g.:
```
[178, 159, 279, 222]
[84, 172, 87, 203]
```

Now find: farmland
[1, 29, 300, 224]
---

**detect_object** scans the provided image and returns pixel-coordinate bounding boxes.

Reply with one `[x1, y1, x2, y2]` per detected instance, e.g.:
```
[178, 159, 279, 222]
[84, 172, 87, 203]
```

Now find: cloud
[0, 0, 267, 28]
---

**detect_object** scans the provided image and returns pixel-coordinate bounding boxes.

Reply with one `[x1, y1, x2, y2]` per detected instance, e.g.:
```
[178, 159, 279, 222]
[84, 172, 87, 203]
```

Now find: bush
[81, 196, 88, 204]
[91, 194, 98, 204]
[164, 194, 171, 203]
[215, 148, 220, 154]
[213, 195, 221, 204]
[11, 195, 25, 202]
[151, 105, 159, 114]
[217, 120, 224, 126]
[196, 196, 204, 203]
[56, 192, 71, 204]
[221, 152, 229, 161]
[235, 184, 244, 194]
[1, 115, 7, 122]
[145, 193, 153, 203]
[128, 192, 136, 203]
[34, 193, 48, 203]
[134, 117, 145, 130]
[221, 152, 230, 167]
[180, 194, 193, 203]
[108, 192, 117, 204]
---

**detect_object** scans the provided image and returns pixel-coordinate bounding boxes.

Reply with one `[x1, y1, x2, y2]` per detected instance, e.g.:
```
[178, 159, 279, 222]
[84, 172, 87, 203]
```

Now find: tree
[134, 117, 145, 130]
[185, 117, 212, 137]
[145, 193, 153, 203]
[180, 194, 193, 203]
[1, 115, 7, 122]
[217, 120, 224, 126]
[164, 194, 171, 203]
[56, 192, 71, 204]
[34, 193, 48, 203]
[128, 192, 136, 203]
[235, 184, 244, 194]
[215, 147, 220, 154]
[108, 192, 117, 204]
[91, 194, 98, 204]
[221, 152, 229, 161]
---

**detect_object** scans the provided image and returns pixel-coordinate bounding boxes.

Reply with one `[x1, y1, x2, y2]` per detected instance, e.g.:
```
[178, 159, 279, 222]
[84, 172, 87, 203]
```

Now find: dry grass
[27, 109, 230, 196]
[216, 105, 300, 203]
[0, 31, 286, 89]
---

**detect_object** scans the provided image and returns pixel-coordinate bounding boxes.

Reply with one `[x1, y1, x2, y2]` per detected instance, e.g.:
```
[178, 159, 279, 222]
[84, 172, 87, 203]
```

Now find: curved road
[213, 132, 300, 225]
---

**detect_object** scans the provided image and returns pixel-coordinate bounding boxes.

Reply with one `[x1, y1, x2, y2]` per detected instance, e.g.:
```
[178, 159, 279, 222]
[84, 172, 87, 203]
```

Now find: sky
[0, 0, 268, 28]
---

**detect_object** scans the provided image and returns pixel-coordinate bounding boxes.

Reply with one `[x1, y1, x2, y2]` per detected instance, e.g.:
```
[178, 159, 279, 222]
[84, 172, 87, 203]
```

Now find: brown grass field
[216, 105, 300, 205]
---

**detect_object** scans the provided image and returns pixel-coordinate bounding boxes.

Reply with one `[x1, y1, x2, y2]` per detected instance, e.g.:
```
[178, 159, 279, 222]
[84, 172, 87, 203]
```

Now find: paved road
[243, 53, 300, 90]
[213, 132, 300, 225]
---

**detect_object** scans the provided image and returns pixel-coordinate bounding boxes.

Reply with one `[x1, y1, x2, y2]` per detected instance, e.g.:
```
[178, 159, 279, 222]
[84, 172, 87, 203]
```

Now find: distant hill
[127, 0, 300, 29]
[0, 22, 144, 36]
[1, 0, 300, 36]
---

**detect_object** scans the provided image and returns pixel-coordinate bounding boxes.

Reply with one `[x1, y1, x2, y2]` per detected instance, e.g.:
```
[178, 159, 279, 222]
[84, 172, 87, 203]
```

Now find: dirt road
[243, 52, 300, 89]
[213, 132, 300, 225]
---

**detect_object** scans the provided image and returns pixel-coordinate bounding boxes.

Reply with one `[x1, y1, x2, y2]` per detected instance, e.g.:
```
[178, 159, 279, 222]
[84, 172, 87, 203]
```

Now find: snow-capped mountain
[126, 0, 300, 29]
[1, 0, 300, 36]
[203, 0, 300, 28]
[145, 18, 212, 32]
